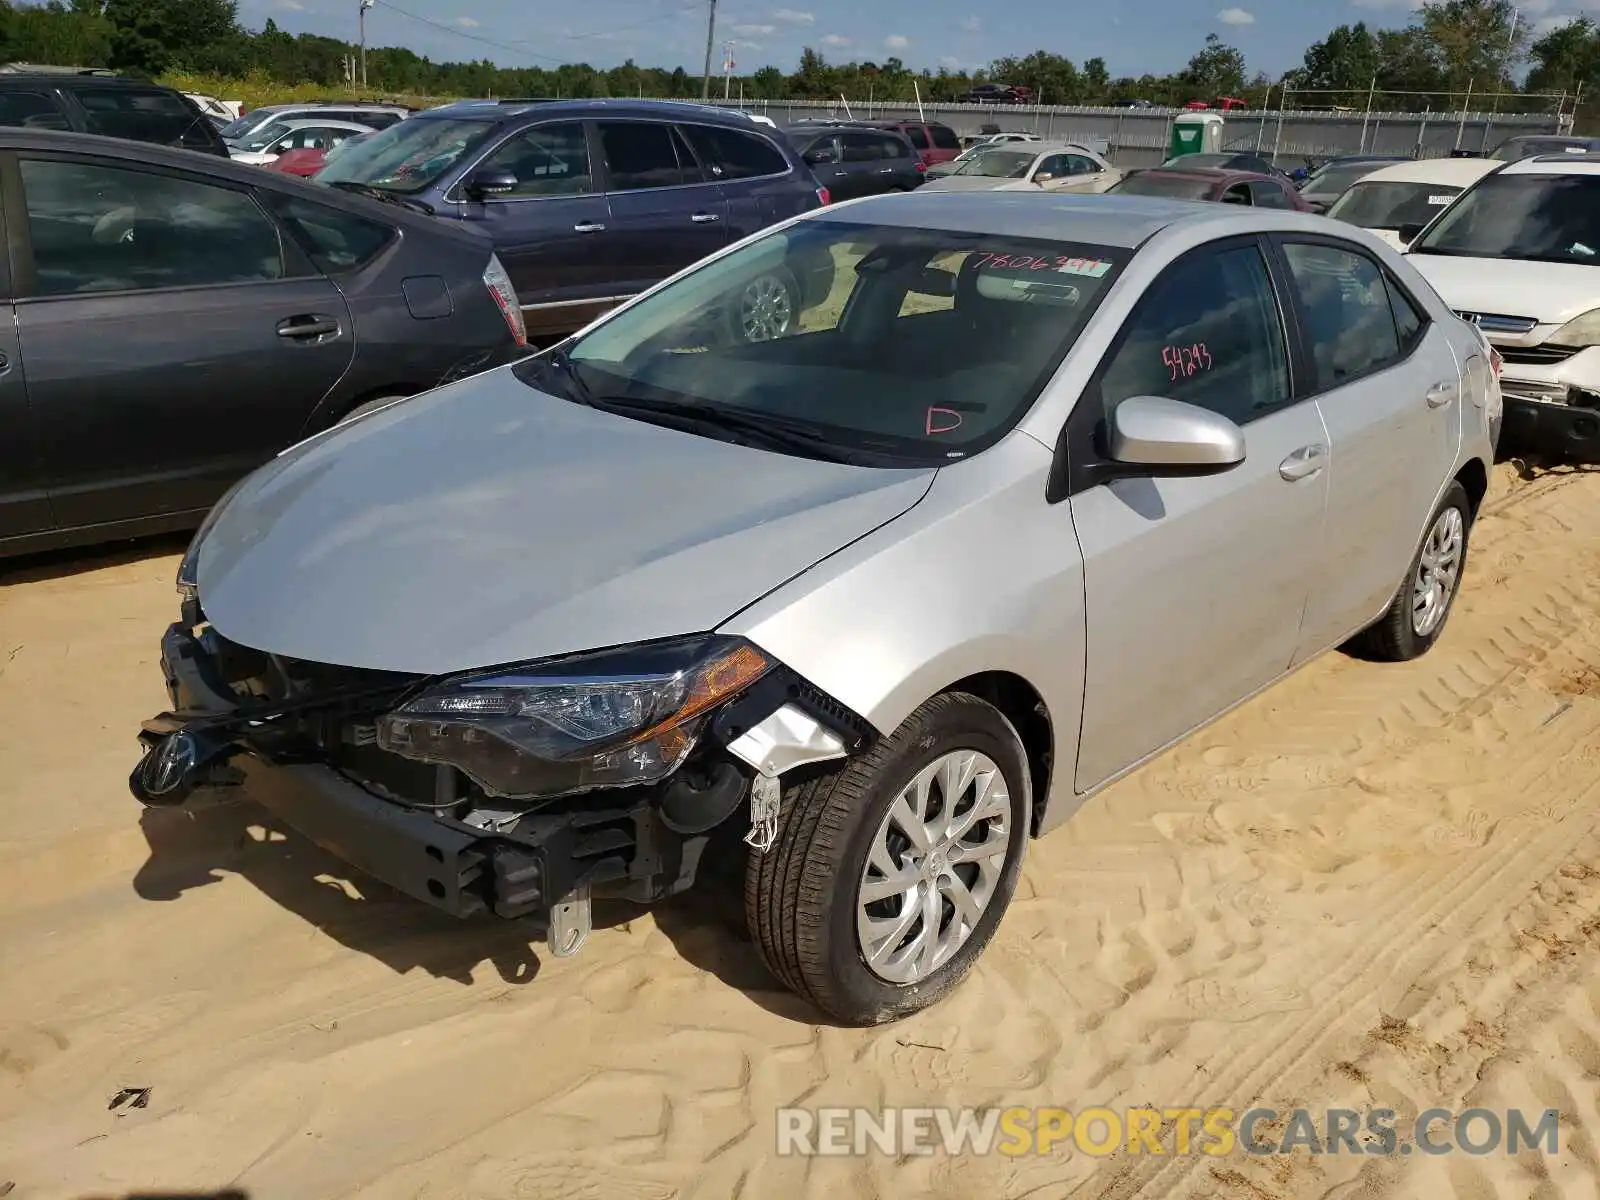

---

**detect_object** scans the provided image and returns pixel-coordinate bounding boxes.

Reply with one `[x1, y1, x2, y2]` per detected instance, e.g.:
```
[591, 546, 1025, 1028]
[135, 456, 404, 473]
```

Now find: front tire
[1354, 481, 1472, 661]
[744, 692, 1030, 1025]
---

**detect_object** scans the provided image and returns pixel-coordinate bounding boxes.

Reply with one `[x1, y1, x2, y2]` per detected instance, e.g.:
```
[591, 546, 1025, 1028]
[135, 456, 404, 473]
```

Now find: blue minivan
[316, 98, 831, 342]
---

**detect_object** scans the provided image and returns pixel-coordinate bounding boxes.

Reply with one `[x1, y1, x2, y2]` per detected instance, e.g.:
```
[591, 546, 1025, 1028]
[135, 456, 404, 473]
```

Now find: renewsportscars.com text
[776, 1106, 1561, 1158]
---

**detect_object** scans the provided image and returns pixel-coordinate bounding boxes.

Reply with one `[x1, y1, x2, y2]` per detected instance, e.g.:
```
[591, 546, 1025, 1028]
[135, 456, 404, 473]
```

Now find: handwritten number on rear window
[1163, 343, 1212, 382]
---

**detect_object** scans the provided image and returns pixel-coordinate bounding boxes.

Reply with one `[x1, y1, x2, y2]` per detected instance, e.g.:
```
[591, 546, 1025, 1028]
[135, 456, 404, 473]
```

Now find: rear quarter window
[265, 194, 395, 273]
[73, 86, 217, 152]
[681, 124, 789, 179]
[0, 89, 69, 131]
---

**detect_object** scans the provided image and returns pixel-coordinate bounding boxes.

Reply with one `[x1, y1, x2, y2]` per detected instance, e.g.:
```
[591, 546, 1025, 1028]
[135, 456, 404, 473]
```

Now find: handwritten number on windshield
[1163, 343, 1212, 382]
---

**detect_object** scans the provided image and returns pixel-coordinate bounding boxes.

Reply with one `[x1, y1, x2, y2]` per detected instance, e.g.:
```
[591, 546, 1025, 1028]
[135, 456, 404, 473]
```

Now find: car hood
[918, 176, 1025, 191]
[229, 149, 277, 164]
[194, 369, 936, 676]
[1405, 253, 1600, 327]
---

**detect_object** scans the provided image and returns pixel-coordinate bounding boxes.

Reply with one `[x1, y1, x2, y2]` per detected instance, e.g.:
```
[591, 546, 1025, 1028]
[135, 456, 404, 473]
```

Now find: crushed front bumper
[133, 618, 870, 935]
[1495, 349, 1600, 464]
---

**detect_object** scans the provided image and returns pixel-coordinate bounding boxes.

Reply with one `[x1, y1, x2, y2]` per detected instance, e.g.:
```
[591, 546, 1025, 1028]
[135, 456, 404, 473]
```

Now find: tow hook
[725, 704, 850, 853]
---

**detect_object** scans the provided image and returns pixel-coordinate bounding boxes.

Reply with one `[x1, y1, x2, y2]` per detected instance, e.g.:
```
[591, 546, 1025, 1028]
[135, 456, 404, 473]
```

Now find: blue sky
[236, 0, 1589, 77]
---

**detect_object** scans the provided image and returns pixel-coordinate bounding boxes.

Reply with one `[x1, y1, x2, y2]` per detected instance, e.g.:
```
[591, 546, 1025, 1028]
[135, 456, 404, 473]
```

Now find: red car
[857, 119, 963, 167]
[267, 147, 328, 178]
[1107, 167, 1314, 211]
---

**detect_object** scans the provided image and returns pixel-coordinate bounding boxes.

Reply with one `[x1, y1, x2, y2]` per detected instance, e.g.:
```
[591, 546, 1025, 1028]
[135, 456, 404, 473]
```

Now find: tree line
[0, 0, 1594, 119]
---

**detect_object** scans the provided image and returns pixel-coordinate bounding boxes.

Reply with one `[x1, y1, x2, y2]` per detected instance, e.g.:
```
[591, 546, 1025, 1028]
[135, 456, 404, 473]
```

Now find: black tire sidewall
[814, 695, 1031, 1021]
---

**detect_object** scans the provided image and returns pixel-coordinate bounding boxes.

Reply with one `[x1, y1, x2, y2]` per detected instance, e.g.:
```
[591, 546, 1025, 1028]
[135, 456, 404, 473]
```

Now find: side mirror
[465, 167, 518, 199]
[1033, 172, 1055, 183]
[1109, 396, 1245, 470]
[1396, 222, 1425, 246]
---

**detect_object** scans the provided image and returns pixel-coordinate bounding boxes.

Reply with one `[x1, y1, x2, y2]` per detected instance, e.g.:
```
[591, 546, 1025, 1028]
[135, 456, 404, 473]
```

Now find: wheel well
[946, 672, 1053, 837]
[1456, 458, 1489, 519]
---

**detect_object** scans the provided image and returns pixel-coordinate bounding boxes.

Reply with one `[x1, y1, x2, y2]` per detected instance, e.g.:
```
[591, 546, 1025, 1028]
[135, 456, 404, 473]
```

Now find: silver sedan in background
[134, 193, 1499, 1025]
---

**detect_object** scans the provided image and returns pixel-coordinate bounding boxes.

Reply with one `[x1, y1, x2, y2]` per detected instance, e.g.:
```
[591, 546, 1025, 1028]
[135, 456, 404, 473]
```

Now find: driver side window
[1099, 243, 1292, 427]
[477, 122, 594, 197]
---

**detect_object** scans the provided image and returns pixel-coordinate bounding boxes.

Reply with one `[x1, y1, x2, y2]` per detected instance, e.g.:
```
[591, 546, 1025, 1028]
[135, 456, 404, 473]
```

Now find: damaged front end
[132, 592, 873, 958]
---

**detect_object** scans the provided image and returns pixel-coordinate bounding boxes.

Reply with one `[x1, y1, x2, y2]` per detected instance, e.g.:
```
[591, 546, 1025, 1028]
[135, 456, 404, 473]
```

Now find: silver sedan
[134, 192, 1501, 1025]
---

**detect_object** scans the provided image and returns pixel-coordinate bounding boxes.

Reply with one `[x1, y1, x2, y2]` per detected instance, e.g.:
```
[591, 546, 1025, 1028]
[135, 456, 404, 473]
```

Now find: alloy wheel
[855, 749, 1014, 984]
[1412, 505, 1464, 637]
[739, 274, 794, 342]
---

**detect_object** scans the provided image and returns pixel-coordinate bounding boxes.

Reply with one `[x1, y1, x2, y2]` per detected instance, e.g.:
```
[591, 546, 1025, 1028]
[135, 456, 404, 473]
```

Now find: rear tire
[1353, 481, 1472, 662]
[743, 692, 1030, 1025]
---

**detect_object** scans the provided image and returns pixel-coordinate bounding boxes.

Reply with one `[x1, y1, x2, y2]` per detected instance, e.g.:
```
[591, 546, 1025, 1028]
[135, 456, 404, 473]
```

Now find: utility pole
[723, 40, 735, 100]
[701, 0, 717, 100]
[359, 0, 373, 89]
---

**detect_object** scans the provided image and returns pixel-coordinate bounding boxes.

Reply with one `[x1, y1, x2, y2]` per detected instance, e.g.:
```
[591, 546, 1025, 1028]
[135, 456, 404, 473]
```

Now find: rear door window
[264, 193, 395, 273]
[875, 134, 911, 160]
[929, 125, 961, 151]
[0, 90, 69, 131]
[73, 87, 217, 153]
[1280, 241, 1404, 390]
[903, 125, 930, 150]
[840, 132, 881, 163]
[680, 124, 789, 178]
[598, 121, 694, 190]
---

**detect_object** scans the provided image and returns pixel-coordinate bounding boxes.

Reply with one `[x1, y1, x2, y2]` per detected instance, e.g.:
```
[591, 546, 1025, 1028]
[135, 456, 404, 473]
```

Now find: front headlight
[176, 474, 252, 600]
[376, 636, 771, 801]
[1548, 308, 1600, 349]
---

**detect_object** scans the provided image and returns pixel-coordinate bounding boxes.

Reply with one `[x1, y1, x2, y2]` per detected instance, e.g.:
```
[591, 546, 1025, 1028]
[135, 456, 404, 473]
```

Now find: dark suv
[785, 123, 923, 200]
[317, 98, 830, 341]
[0, 69, 226, 156]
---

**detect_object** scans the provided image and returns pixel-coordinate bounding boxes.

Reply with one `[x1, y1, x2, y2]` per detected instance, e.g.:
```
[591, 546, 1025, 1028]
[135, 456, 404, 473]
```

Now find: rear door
[1272, 236, 1462, 657]
[873, 132, 920, 189]
[925, 123, 963, 165]
[0, 186, 51, 543]
[451, 120, 616, 322]
[595, 119, 727, 294]
[837, 131, 888, 198]
[901, 122, 933, 167]
[10, 152, 354, 530]
[679, 121, 807, 240]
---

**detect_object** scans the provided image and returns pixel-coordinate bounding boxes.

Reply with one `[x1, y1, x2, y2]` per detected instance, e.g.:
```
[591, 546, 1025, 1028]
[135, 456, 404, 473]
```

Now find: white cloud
[821, 32, 850, 46]
[772, 7, 815, 23]
[454, 15, 479, 25]
[960, 15, 981, 32]
[1216, 6, 1254, 24]
[884, 33, 910, 50]
[271, 0, 305, 10]
[731, 22, 775, 34]
[1350, 0, 1421, 9]
[939, 55, 963, 70]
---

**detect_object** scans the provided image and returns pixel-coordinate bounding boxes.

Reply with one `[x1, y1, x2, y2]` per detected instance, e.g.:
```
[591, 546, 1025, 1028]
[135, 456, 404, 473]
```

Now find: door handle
[1278, 443, 1328, 481]
[276, 315, 340, 341]
[573, 221, 606, 233]
[878, 167, 895, 174]
[690, 212, 721, 223]
[1426, 380, 1457, 408]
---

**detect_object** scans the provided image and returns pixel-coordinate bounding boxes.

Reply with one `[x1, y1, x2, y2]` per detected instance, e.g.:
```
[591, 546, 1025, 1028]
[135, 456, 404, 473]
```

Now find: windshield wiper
[323, 180, 432, 213]
[588, 395, 858, 461]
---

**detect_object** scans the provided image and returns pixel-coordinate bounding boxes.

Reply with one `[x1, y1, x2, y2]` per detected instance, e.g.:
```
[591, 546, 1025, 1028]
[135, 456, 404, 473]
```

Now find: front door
[453, 120, 618, 329]
[13, 154, 353, 530]
[0, 299, 52, 542]
[1069, 238, 1329, 790]
[1274, 237, 1463, 655]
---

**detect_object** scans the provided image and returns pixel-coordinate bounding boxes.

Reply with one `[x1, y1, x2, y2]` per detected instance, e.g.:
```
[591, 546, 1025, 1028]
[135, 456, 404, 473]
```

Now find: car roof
[1353, 157, 1499, 185]
[819, 190, 1257, 247]
[416, 97, 782, 128]
[1499, 153, 1600, 175]
[267, 118, 380, 132]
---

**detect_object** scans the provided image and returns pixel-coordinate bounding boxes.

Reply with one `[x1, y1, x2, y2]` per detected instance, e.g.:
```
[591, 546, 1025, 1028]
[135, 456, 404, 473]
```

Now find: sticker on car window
[1427, 194, 1453, 205]
[925, 407, 963, 435]
[972, 252, 1113, 278]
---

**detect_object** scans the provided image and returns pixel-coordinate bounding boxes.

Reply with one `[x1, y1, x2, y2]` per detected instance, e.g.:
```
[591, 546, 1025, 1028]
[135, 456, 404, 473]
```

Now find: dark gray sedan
[0, 129, 528, 558]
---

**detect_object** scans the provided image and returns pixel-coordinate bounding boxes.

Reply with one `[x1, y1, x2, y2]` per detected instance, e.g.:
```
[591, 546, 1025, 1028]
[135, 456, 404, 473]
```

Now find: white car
[1405, 154, 1600, 462]
[920, 142, 1123, 194]
[227, 118, 377, 165]
[1325, 157, 1499, 250]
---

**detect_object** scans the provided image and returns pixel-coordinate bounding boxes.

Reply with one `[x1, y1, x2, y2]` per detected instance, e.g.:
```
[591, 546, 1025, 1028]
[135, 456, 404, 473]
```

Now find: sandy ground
[3, 463, 1600, 1200]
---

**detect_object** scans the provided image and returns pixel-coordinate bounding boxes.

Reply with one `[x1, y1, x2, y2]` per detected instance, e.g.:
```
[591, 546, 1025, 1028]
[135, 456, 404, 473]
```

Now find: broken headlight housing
[1548, 308, 1600, 349]
[376, 635, 772, 801]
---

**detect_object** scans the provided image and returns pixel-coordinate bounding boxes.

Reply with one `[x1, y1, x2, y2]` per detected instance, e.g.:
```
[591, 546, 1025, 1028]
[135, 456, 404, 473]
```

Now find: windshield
[219, 110, 276, 141]
[239, 120, 295, 152]
[1303, 162, 1386, 197]
[1164, 153, 1230, 169]
[1492, 138, 1597, 162]
[1110, 172, 1213, 200]
[1328, 180, 1463, 229]
[1410, 174, 1600, 263]
[531, 219, 1128, 466]
[951, 149, 1036, 178]
[316, 117, 493, 194]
